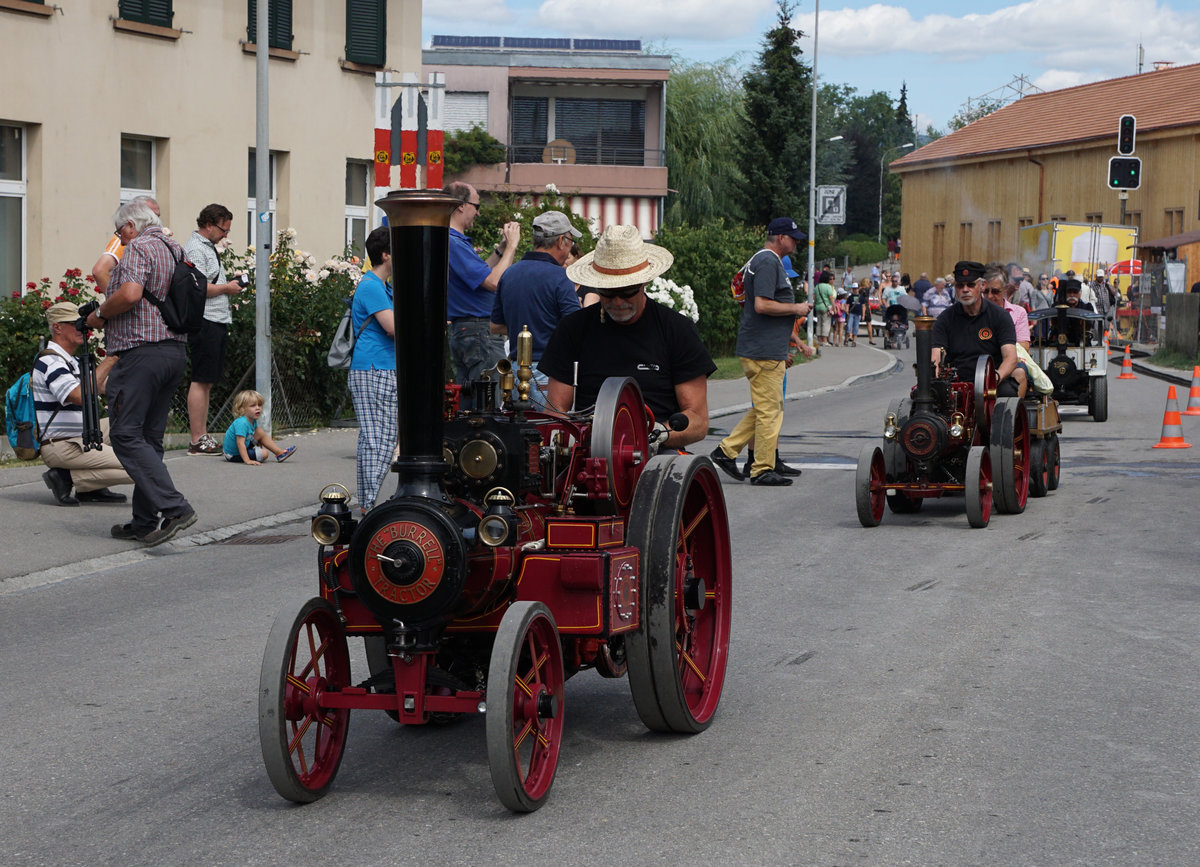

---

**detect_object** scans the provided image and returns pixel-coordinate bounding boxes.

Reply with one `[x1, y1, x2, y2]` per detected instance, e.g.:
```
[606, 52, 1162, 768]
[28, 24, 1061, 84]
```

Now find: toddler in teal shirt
[223, 390, 296, 465]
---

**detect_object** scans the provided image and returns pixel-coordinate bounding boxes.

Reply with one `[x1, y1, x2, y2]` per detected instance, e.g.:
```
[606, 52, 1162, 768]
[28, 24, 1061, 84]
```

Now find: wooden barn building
[891, 62, 1200, 284]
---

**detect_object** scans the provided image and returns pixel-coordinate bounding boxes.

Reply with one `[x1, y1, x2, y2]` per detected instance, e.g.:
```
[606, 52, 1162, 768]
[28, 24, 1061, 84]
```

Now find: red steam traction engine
[854, 315, 1044, 529]
[257, 192, 733, 811]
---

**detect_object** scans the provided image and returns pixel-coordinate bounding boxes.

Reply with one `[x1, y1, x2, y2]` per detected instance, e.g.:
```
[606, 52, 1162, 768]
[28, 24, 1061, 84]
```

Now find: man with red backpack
[710, 218, 812, 487]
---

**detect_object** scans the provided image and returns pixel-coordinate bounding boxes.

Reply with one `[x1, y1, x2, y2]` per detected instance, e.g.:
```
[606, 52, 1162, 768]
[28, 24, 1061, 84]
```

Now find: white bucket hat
[565, 224, 673, 289]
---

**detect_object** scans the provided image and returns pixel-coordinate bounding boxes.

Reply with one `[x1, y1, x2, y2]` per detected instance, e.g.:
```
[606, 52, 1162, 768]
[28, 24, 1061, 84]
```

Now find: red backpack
[730, 255, 757, 307]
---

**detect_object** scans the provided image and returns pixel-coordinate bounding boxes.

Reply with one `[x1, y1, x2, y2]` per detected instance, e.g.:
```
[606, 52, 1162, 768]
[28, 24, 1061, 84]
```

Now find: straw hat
[565, 224, 673, 289]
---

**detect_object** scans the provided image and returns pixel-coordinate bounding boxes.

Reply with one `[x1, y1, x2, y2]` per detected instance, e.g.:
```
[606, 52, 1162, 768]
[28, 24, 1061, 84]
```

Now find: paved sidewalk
[0, 345, 896, 589]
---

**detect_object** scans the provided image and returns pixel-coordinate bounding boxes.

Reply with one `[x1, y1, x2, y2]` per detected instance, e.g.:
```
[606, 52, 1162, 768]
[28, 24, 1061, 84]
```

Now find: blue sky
[424, 0, 1200, 132]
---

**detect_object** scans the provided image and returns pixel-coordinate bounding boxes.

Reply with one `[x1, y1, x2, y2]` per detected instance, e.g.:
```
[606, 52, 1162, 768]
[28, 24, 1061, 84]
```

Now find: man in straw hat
[32, 302, 132, 506]
[540, 225, 715, 450]
[709, 217, 813, 487]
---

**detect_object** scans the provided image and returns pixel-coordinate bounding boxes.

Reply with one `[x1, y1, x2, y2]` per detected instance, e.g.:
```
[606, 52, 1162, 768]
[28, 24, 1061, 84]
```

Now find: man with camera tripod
[33, 302, 132, 506]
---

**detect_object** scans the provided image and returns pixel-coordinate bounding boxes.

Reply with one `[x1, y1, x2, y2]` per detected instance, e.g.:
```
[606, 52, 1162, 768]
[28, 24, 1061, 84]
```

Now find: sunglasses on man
[595, 285, 643, 300]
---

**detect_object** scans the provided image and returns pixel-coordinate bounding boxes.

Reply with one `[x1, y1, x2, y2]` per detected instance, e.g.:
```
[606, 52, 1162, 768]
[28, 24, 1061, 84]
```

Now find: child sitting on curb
[223, 390, 296, 465]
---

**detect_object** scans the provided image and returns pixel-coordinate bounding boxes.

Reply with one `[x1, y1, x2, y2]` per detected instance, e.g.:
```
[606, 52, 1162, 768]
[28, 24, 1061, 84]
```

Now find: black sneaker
[709, 447, 744, 482]
[749, 469, 793, 487]
[775, 452, 802, 477]
[78, 488, 128, 503]
[111, 523, 140, 540]
[140, 510, 198, 547]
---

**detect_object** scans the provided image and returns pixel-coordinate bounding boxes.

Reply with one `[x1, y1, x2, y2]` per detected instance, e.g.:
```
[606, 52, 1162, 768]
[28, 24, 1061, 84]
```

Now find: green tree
[664, 57, 747, 226]
[738, 0, 813, 224]
[443, 125, 506, 176]
[949, 97, 1003, 131]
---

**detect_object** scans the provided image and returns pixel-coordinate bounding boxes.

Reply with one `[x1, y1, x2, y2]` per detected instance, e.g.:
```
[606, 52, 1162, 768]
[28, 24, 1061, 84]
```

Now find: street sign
[816, 185, 846, 225]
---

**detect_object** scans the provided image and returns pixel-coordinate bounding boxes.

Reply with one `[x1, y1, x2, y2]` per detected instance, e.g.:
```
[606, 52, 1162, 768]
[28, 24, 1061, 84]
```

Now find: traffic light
[1108, 156, 1141, 189]
[1117, 114, 1137, 154]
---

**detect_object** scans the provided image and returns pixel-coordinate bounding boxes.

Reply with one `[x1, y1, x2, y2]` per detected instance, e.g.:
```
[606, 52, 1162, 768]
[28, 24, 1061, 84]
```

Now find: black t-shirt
[931, 299, 1017, 382]
[539, 299, 716, 419]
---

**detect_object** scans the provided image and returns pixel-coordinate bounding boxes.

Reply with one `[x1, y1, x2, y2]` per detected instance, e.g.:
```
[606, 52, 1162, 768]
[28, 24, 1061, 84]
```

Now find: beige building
[0, 0, 422, 294]
[892, 62, 1200, 280]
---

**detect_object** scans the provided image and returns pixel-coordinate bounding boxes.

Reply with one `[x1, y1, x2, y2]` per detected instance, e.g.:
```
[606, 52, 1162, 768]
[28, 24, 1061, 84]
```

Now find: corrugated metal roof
[893, 62, 1200, 169]
[1135, 229, 1200, 249]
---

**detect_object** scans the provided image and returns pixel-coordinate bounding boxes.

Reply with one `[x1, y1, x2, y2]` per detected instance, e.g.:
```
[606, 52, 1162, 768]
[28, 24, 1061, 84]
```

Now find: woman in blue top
[348, 226, 396, 513]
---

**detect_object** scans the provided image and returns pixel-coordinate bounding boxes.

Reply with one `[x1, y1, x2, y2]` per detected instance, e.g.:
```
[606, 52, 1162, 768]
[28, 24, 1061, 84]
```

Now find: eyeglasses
[215, 223, 231, 236]
[954, 279, 985, 289]
[462, 200, 480, 211]
[596, 285, 643, 300]
[982, 288, 1004, 296]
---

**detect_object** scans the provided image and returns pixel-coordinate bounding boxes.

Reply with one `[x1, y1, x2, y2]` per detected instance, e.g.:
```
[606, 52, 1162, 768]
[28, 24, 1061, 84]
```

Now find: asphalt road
[2, 357, 1198, 866]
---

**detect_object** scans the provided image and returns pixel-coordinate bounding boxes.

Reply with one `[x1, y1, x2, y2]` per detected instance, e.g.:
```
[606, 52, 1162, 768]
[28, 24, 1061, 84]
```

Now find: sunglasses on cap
[595, 285, 643, 300]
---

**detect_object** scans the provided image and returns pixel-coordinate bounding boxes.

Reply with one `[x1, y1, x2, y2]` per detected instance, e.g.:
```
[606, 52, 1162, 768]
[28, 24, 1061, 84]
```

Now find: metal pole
[878, 142, 914, 244]
[806, 0, 820, 350]
[254, 0, 272, 430]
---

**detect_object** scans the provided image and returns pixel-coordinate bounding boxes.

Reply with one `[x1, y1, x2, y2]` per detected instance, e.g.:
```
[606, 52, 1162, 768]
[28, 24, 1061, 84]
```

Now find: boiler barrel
[375, 190, 461, 499]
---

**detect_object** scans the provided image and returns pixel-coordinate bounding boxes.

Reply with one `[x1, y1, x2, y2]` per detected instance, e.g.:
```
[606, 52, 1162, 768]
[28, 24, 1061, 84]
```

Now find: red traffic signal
[1118, 114, 1136, 155]
[1108, 156, 1141, 189]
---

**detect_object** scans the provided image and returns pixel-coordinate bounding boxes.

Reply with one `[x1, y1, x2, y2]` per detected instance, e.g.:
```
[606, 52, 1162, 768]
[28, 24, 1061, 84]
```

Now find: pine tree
[738, 0, 813, 225]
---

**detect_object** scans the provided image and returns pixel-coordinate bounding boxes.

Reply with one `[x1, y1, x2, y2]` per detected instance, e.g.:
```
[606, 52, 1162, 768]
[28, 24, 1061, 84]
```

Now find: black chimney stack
[374, 190, 461, 501]
[912, 315, 936, 414]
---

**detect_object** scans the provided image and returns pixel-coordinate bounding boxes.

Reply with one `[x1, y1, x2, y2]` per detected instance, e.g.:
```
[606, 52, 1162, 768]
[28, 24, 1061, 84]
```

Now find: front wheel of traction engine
[486, 601, 566, 812]
[855, 444, 886, 527]
[258, 597, 352, 803]
[625, 454, 733, 733]
[965, 445, 993, 528]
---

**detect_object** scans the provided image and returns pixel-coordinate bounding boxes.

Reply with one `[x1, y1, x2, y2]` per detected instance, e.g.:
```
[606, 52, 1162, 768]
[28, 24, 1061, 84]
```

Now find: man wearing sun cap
[709, 217, 813, 487]
[539, 225, 715, 449]
[489, 210, 583, 409]
[931, 260, 1020, 396]
[31, 301, 132, 506]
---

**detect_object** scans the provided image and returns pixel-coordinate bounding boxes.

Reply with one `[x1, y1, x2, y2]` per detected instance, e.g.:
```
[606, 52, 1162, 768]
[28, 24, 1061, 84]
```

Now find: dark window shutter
[510, 97, 548, 163]
[119, 0, 173, 27]
[247, 0, 294, 51]
[345, 0, 386, 66]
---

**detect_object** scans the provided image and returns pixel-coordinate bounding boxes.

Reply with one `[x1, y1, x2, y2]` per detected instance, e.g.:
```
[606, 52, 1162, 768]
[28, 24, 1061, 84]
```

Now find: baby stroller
[884, 304, 910, 349]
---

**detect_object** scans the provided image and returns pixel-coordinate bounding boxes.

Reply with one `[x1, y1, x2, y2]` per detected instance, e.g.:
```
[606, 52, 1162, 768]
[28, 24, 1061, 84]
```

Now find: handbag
[326, 305, 371, 369]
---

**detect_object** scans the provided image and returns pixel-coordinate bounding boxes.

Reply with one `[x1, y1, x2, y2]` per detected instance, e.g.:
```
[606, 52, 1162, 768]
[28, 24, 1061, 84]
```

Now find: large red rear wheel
[626, 454, 733, 733]
[486, 601, 565, 812]
[259, 597, 352, 803]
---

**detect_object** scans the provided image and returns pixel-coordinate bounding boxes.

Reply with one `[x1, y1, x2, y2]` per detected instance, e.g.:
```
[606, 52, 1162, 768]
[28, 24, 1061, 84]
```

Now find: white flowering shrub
[646, 276, 700, 322]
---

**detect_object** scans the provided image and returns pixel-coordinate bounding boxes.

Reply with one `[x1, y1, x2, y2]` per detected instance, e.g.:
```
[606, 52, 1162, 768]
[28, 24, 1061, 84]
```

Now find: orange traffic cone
[1117, 345, 1137, 380]
[1183, 366, 1200, 417]
[1152, 386, 1192, 449]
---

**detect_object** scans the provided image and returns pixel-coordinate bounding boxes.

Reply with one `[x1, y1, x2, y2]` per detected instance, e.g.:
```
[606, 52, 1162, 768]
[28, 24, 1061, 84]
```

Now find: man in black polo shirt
[540, 225, 715, 450]
[932, 260, 1020, 397]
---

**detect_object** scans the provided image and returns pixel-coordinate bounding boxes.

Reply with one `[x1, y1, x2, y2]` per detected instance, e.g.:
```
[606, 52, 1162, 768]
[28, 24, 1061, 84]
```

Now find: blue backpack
[5, 350, 59, 460]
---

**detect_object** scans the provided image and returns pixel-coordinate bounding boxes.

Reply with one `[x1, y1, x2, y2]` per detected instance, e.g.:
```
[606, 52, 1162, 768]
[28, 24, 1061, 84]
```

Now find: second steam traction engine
[257, 192, 733, 812]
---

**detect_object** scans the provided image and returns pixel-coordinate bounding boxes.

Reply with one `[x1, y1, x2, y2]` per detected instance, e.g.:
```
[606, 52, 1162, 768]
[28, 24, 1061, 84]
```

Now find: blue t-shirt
[350, 270, 395, 371]
[491, 251, 580, 361]
[223, 415, 258, 456]
[446, 227, 494, 319]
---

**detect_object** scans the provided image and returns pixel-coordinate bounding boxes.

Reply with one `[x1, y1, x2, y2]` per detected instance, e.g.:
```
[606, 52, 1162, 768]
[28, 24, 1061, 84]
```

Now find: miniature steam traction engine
[258, 192, 732, 811]
[855, 315, 1058, 529]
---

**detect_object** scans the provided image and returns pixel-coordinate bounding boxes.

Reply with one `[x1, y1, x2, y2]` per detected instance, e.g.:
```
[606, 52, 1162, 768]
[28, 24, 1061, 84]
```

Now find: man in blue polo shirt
[444, 181, 521, 408]
[490, 211, 582, 409]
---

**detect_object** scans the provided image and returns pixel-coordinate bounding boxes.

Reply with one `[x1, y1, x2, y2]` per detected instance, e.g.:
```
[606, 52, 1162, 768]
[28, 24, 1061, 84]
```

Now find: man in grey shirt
[710, 218, 813, 487]
[182, 204, 244, 455]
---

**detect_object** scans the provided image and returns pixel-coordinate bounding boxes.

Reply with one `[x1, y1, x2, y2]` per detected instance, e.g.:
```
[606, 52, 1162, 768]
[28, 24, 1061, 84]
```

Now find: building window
[119, 0, 173, 28]
[511, 97, 549, 163]
[959, 222, 973, 259]
[1049, 214, 1067, 223]
[932, 222, 945, 267]
[248, 149, 278, 248]
[345, 0, 385, 66]
[0, 124, 26, 293]
[120, 136, 156, 202]
[247, 0, 293, 51]
[1018, 217, 1033, 229]
[345, 159, 371, 256]
[1165, 208, 1184, 235]
[556, 99, 646, 166]
[444, 92, 489, 135]
[986, 220, 1001, 261]
[1126, 211, 1141, 232]
[1085, 212, 1103, 225]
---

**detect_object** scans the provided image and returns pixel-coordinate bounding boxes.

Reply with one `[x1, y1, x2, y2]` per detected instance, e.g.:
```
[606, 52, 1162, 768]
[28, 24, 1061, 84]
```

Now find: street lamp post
[877, 142, 914, 244]
[805, 0, 822, 351]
